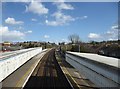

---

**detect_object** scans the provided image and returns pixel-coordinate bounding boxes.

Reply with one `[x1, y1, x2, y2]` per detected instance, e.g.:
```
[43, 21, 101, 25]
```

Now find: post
[79, 44, 80, 52]
[66, 45, 67, 51]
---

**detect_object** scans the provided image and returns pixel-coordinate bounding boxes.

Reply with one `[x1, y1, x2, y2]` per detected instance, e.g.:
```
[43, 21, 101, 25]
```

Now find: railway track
[24, 49, 72, 88]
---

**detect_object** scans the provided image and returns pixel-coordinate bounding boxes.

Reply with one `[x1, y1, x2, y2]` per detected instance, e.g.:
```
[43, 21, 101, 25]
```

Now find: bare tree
[68, 34, 80, 44]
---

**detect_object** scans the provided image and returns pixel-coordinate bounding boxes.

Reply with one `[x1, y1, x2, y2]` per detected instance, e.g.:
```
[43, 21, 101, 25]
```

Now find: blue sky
[1, 1, 118, 43]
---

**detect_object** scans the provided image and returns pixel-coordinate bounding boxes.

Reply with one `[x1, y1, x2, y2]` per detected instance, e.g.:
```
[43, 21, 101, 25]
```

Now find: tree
[68, 34, 81, 52]
[68, 34, 80, 44]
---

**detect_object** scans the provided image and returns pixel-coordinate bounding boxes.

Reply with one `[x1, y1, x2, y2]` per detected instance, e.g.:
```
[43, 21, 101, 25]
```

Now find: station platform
[2, 49, 48, 88]
[1, 49, 98, 89]
[55, 51, 98, 89]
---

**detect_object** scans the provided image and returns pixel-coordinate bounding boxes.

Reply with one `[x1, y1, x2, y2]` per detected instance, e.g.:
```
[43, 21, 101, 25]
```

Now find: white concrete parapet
[66, 51, 119, 88]
[0, 47, 42, 82]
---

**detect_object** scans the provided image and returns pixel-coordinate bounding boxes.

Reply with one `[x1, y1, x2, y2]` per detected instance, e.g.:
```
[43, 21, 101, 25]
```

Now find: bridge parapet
[0, 47, 42, 82]
[66, 51, 119, 88]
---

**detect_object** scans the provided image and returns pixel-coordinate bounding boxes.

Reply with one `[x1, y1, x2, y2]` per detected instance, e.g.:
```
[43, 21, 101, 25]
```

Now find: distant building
[3, 42, 11, 47]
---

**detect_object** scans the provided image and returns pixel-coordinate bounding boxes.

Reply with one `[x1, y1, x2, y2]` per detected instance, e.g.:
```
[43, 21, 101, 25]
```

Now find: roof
[3, 42, 11, 44]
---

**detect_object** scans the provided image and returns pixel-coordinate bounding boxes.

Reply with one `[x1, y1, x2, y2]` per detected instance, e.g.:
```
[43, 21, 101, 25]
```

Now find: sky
[0, 1, 119, 43]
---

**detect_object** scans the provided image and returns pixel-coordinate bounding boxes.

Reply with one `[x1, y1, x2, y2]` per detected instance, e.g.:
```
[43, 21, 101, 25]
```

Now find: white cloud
[4, 0, 32, 2]
[25, 2, 48, 15]
[54, 1, 74, 10]
[31, 18, 37, 21]
[25, 30, 32, 33]
[61, 39, 69, 43]
[45, 11, 75, 26]
[17, 26, 24, 30]
[80, 16, 88, 19]
[88, 24, 118, 41]
[44, 35, 50, 38]
[5, 17, 24, 25]
[13, 26, 24, 30]
[2, 0, 120, 2]
[45, 20, 58, 26]
[88, 33, 100, 39]
[47, 0, 74, 26]
[108, 38, 118, 41]
[104, 24, 118, 40]
[0, 26, 25, 42]
[111, 25, 119, 29]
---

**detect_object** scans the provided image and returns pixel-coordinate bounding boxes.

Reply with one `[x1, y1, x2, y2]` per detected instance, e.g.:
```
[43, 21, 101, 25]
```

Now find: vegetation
[68, 34, 80, 44]
[58, 40, 119, 58]
[56, 34, 120, 58]
[1, 36, 119, 58]
[1, 41, 57, 52]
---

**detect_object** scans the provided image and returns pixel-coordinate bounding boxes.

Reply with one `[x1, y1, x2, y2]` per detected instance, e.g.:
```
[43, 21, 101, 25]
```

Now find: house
[3, 42, 11, 47]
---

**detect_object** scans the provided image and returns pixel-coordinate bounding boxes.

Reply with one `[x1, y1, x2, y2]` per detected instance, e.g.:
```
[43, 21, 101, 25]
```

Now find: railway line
[24, 49, 72, 88]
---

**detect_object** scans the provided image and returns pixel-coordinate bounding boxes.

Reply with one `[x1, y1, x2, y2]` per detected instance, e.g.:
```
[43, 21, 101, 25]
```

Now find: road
[24, 49, 72, 88]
